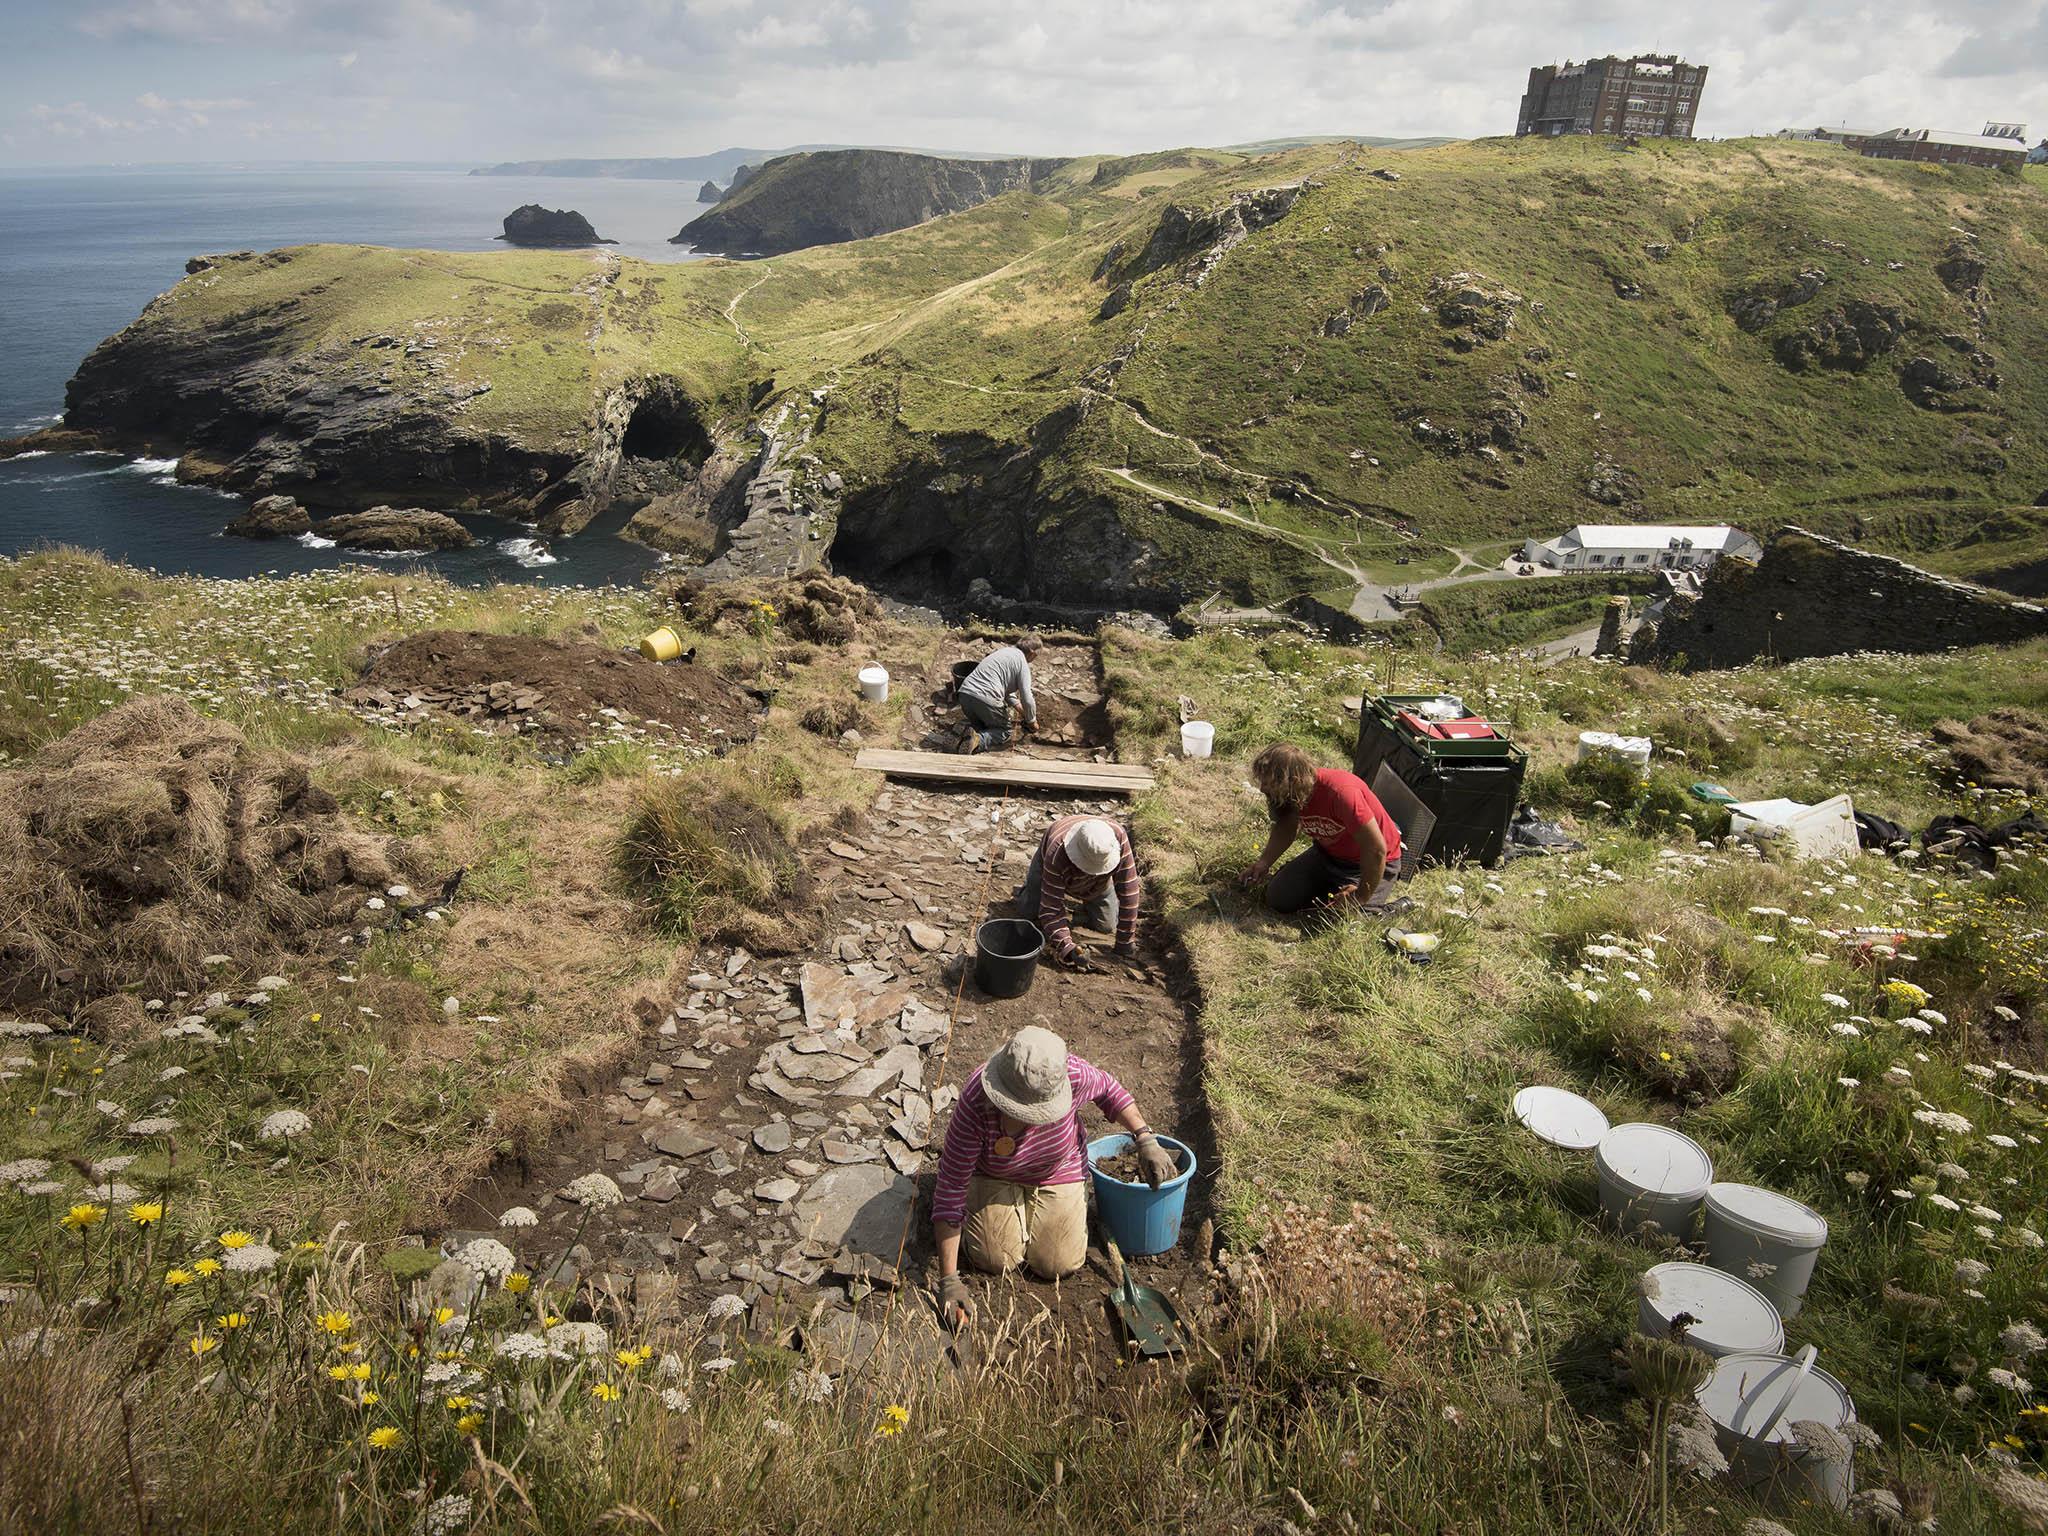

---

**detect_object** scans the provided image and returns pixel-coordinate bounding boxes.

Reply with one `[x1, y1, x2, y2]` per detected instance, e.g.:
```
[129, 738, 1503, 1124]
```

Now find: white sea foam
[295, 532, 338, 550]
[9, 450, 50, 459]
[498, 536, 558, 567]
[126, 456, 180, 475]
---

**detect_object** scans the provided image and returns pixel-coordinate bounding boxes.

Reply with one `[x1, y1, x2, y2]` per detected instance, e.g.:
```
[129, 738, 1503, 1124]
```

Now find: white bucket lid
[1699, 1351, 1855, 1444]
[1597, 1123, 1713, 1196]
[1706, 1183, 1829, 1247]
[857, 665, 889, 684]
[1514, 1085, 1609, 1149]
[1640, 1262, 1784, 1355]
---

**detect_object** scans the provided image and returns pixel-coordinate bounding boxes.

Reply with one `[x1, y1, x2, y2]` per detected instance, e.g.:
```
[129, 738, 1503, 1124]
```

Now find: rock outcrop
[316, 507, 475, 552]
[225, 494, 311, 538]
[674, 149, 1067, 256]
[497, 205, 614, 246]
[1631, 527, 2048, 670]
[697, 180, 723, 203]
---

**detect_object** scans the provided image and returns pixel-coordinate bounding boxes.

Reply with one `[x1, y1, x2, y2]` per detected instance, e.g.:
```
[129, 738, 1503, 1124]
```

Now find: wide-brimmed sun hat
[980, 1026, 1072, 1125]
[1065, 818, 1120, 877]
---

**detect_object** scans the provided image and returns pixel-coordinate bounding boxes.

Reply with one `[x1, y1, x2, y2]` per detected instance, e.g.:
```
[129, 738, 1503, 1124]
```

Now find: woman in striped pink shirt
[932, 1025, 1177, 1328]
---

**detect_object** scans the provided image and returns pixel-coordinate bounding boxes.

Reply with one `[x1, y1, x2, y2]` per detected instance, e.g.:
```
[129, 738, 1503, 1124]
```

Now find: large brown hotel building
[1516, 54, 1706, 139]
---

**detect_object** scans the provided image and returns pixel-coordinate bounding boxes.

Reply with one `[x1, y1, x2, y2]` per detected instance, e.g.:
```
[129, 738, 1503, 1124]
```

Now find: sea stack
[697, 180, 723, 203]
[497, 205, 615, 247]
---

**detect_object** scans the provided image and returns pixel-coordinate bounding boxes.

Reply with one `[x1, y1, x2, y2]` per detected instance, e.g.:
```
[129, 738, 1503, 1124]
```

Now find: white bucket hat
[1065, 818, 1121, 877]
[980, 1026, 1073, 1125]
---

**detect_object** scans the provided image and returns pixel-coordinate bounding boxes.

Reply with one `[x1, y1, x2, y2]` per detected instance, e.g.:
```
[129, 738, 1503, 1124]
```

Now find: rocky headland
[673, 148, 1066, 255]
[498, 205, 614, 247]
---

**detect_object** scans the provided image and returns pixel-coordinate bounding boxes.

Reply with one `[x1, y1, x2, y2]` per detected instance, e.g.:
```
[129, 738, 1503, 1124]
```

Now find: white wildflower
[0, 1158, 53, 1186]
[1829, 1021, 1861, 1038]
[1912, 1108, 1973, 1134]
[222, 1242, 279, 1274]
[1988, 1134, 2019, 1149]
[1956, 1259, 1991, 1284]
[545, 1321, 609, 1357]
[762, 1418, 791, 1438]
[455, 1237, 516, 1284]
[706, 1293, 748, 1322]
[1988, 1367, 2033, 1394]
[420, 1493, 472, 1536]
[497, 1206, 538, 1229]
[1927, 1193, 1961, 1212]
[699, 1356, 737, 1373]
[493, 1331, 550, 1362]
[786, 1368, 835, 1404]
[2000, 1322, 2048, 1358]
[1837, 1076, 1861, 1089]
[124, 1117, 178, 1137]
[1820, 993, 1850, 1008]
[565, 1172, 622, 1210]
[258, 1109, 311, 1141]
[660, 1387, 691, 1411]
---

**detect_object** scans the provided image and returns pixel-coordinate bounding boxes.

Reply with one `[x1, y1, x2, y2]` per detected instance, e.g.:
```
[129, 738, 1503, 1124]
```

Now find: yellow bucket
[639, 625, 686, 662]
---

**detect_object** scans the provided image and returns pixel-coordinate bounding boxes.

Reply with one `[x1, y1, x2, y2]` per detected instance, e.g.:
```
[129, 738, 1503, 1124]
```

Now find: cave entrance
[621, 382, 712, 465]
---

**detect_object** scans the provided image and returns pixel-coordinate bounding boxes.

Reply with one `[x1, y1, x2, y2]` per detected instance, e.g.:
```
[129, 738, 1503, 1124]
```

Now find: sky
[4, 0, 2045, 166]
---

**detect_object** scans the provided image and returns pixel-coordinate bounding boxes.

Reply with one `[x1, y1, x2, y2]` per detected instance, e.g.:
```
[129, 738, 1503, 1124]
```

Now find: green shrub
[614, 766, 816, 950]
[1189, 1306, 1390, 1430]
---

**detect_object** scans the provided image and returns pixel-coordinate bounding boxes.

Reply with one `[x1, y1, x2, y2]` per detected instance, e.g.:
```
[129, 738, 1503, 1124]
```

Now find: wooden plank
[854, 748, 1155, 794]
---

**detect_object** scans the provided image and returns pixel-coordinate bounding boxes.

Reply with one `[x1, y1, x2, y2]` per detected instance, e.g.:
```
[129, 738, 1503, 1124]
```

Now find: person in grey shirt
[955, 636, 1041, 753]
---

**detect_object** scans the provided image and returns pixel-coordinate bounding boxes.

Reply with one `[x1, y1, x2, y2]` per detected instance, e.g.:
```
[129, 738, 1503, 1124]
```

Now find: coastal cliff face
[674, 149, 1067, 255]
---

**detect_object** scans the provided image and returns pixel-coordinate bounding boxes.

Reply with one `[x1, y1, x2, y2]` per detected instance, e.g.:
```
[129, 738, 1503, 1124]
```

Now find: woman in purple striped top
[932, 1025, 1177, 1328]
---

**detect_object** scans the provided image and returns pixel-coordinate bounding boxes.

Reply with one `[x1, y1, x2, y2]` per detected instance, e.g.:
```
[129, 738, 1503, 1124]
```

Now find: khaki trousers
[961, 1175, 1088, 1279]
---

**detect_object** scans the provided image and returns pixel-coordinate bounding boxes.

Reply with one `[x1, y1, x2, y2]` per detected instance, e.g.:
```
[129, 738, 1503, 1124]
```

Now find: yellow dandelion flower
[456, 1411, 484, 1435]
[216, 1312, 250, 1331]
[614, 1345, 652, 1370]
[127, 1201, 163, 1226]
[295, 1240, 322, 1254]
[877, 1402, 909, 1437]
[61, 1203, 108, 1231]
[326, 1364, 353, 1381]
[316, 1309, 352, 1335]
[192, 1258, 222, 1277]
[348, 1361, 371, 1381]
[433, 1348, 462, 1362]
[503, 1273, 530, 1294]
[359, 1391, 381, 1407]
[367, 1426, 400, 1449]
[164, 1268, 194, 1287]
[309, 1013, 322, 1024]
[189, 1333, 217, 1357]
[445, 1394, 474, 1411]
[431, 1306, 454, 1325]
[218, 1230, 252, 1250]
[590, 1381, 620, 1402]
[1657, 1051, 1673, 1062]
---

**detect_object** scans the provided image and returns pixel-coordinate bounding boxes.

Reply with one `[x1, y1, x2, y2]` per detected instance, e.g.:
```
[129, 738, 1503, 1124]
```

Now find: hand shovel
[1102, 1238, 1187, 1359]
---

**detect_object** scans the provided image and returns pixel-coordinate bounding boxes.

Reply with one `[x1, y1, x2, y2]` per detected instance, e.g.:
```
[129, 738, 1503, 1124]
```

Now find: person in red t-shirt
[1239, 743, 1407, 913]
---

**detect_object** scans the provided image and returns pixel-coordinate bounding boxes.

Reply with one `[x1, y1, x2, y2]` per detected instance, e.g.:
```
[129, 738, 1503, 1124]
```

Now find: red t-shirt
[1298, 768, 1401, 867]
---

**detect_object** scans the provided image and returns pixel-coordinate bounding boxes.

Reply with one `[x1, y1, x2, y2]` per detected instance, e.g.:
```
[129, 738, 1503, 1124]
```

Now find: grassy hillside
[5, 548, 2048, 1532]
[46, 136, 2048, 612]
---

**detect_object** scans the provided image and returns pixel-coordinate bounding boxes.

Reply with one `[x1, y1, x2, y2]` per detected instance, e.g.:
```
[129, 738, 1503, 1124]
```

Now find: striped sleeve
[1037, 828, 1078, 960]
[930, 1070, 989, 1226]
[1112, 824, 1141, 951]
[1072, 1056, 1134, 1120]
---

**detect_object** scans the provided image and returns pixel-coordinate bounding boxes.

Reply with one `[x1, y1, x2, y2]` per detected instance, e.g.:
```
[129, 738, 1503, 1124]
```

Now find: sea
[0, 164, 712, 587]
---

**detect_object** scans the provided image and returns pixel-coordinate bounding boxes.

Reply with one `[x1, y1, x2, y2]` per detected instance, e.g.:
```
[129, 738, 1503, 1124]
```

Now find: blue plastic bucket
[1087, 1133, 1196, 1256]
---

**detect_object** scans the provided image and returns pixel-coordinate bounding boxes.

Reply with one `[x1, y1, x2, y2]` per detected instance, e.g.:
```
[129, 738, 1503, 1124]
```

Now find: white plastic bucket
[1637, 1261, 1785, 1359]
[857, 665, 889, 704]
[1698, 1348, 1857, 1510]
[1702, 1183, 1829, 1319]
[1577, 730, 1652, 769]
[1180, 720, 1215, 758]
[1596, 1123, 1713, 1240]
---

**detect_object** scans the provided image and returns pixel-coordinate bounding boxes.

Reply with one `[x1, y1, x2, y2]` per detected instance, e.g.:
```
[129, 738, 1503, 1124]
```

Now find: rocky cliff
[697, 181, 722, 204]
[498, 205, 614, 246]
[674, 149, 1067, 255]
[1631, 527, 2048, 669]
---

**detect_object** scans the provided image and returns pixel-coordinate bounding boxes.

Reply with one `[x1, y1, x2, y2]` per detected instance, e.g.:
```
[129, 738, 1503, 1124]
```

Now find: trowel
[1103, 1238, 1188, 1358]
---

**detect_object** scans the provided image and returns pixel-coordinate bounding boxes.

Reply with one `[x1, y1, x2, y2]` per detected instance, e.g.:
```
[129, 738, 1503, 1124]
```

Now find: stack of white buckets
[1513, 1088, 1856, 1510]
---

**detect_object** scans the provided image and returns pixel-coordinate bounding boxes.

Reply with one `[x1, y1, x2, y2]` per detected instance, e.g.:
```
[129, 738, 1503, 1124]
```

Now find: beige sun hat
[1065, 818, 1121, 877]
[980, 1026, 1073, 1125]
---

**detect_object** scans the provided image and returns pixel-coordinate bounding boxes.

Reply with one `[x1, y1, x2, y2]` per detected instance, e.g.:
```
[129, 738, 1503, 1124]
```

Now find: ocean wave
[125, 456, 181, 475]
[295, 532, 338, 550]
[8, 450, 51, 459]
[498, 536, 558, 567]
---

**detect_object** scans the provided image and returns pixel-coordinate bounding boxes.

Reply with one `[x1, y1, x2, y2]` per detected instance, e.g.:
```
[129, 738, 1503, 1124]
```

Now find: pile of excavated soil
[0, 697, 407, 1026]
[665, 573, 880, 646]
[1932, 708, 2048, 795]
[343, 630, 760, 752]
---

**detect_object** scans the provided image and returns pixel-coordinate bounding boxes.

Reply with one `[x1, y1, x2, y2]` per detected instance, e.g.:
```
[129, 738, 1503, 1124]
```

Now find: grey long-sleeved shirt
[957, 645, 1036, 726]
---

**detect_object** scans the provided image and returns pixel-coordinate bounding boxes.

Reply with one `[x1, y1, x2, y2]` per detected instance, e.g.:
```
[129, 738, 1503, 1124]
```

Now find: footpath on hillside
[446, 637, 1209, 1374]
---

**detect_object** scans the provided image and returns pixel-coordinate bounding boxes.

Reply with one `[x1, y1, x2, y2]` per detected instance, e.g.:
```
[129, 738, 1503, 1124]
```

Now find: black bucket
[950, 658, 978, 702]
[974, 918, 1044, 998]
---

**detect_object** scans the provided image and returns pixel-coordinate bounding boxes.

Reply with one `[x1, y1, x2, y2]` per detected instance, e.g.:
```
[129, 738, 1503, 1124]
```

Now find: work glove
[1052, 947, 1102, 974]
[1134, 1130, 1179, 1190]
[937, 1271, 974, 1330]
